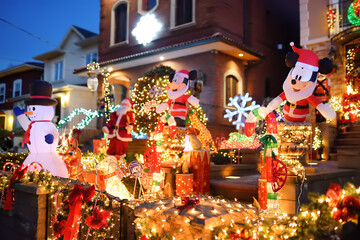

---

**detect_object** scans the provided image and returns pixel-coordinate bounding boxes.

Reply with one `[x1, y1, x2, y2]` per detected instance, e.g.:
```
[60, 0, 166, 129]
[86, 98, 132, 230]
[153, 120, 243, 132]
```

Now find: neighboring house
[0, 62, 44, 131]
[299, 0, 360, 159]
[299, 0, 357, 100]
[74, 0, 300, 138]
[33, 25, 99, 128]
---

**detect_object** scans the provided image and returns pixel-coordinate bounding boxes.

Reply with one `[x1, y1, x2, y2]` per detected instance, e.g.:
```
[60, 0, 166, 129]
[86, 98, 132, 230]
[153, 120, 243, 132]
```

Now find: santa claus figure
[248, 42, 336, 128]
[155, 69, 199, 137]
[103, 98, 134, 156]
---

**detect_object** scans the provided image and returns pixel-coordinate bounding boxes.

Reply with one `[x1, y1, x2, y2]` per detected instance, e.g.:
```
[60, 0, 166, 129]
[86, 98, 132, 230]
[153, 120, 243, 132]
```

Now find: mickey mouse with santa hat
[155, 69, 199, 138]
[246, 42, 336, 132]
[102, 98, 134, 157]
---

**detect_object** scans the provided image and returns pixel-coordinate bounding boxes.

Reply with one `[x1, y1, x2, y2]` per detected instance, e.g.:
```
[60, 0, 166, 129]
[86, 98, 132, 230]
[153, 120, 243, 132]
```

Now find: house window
[13, 79, 22, 98]
[86, 52, 98, 65]
[225, 75, 239, 102]
[114, 2, 128, 44]
[138, 0, 158, 13]
[54, 61, 63, 81]
[0, 84, 5, 103]
[171, 0, 194, 27]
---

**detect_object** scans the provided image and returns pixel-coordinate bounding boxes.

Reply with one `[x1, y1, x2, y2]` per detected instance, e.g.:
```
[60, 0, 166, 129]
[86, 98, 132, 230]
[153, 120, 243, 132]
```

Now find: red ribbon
[30, 95, 51, 99]
[176, 197, 200, 212]
[63, 184, 95, 240]
[22, 120, 51, 147]
[4, 164, 28, 210]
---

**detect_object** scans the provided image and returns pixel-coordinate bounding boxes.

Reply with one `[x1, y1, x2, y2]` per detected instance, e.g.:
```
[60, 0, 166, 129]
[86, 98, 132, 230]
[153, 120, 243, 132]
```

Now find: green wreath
[348, 1, 360, 26]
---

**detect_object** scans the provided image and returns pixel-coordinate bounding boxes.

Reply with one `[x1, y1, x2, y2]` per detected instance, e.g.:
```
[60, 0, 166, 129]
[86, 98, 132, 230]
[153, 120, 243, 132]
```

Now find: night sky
[0, 0, 100, 71]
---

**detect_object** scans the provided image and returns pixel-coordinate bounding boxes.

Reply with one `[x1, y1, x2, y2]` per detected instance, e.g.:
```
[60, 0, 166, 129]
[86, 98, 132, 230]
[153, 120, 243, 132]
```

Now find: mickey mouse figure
[252, 42, 336, 125]
[155, 69, 199, 138]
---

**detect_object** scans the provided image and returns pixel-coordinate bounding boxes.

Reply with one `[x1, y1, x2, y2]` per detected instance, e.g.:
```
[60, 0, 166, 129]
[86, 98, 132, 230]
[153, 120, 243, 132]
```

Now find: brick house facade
[75, 0, 300, 139]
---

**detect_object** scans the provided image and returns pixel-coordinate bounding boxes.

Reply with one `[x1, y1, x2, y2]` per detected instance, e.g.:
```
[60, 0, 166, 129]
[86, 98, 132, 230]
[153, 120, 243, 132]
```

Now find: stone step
[335, 138, 360, 146]
[337, 154, 360, 169]
[210, 174, 259, 202]
[347, 125, 360, 132]
[336, 146, 360, 155]
[328, 153, 337, 161]
[337, 131, 360, 139]
[210, 163, 258, 179]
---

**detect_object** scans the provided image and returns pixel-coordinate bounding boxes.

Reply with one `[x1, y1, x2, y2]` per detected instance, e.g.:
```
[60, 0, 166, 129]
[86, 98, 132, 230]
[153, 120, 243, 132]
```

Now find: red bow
[22, 120, 51, 147]
[4, 164, 28, 210]
[63, 184, 95, 240]
[85, 206, 112, 229]
[326, 183, 342, 208]
[230, 229, 253, 240]
[176, 197, 200, 212]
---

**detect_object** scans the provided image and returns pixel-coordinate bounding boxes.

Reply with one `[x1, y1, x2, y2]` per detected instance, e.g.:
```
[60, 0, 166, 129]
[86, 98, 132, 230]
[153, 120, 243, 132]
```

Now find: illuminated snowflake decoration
[132, 14, 162, 45]
[224, 93, 260, 130]
[149, 86, 163, 99]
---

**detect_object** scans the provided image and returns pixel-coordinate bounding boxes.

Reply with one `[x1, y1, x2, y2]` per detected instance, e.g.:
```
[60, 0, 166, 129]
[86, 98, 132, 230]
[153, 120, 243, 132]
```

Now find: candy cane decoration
[2, 162, 19, 173]
[245, 108, 287, 210]
[26, 162, 44, 173]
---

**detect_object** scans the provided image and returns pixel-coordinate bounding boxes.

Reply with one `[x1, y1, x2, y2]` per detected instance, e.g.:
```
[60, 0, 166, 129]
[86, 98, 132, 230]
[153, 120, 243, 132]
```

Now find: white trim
[12, 79, 22, 98]
[0, 83, 5, 103]
[223, 70, 243, 107]
[54, 60, 64, 81]
[295, 61, 319, 72]
[137, 0, 159, 14]
[170, 0, 196, 29]
[110, 0, 130, 46]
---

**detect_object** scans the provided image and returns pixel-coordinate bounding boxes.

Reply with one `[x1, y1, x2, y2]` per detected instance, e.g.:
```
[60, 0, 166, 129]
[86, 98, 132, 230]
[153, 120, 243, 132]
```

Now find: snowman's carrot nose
[25, 111, 33, 115]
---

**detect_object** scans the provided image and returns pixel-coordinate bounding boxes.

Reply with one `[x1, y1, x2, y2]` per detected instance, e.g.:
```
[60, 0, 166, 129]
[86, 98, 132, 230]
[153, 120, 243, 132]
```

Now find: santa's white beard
[116, 105, 130, 116]
[283, 76, 317, 103]
[167, 85, 188, 100]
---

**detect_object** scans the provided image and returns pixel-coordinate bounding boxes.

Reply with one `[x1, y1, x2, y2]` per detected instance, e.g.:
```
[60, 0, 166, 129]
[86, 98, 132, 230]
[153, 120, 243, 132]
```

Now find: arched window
[113, 1, 128, 44]
[225, 75, 239, 101]
[138, 0, 158, 13]
[171, 0, 195, 28]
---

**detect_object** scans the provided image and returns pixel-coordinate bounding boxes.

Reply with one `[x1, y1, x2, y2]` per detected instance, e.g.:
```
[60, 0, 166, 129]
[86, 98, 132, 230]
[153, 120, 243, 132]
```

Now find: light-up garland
[87, 63, 112, 122]
[1, 165, 359, 239]
[57, 105, 120, 130]
[327, 9, 336, 31]
[133, 182, 360, 240]
[340, 45, 360, 124]
[312, 127, 323, 151]
[348, 0, 360, 26]
[132, 13, 162, 45]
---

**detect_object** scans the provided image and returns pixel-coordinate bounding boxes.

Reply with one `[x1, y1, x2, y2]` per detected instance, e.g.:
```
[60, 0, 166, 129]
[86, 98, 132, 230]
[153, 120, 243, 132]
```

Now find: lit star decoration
[224, 93, 260, 130]
[132, 14, 162, 45]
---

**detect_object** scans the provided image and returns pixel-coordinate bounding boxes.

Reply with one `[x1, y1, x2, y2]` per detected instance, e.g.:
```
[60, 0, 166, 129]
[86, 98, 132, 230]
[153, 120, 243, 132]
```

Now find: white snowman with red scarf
[155, 69, 199, 137]
[13, 80, 68, 178]
[245, 42, 336, 133]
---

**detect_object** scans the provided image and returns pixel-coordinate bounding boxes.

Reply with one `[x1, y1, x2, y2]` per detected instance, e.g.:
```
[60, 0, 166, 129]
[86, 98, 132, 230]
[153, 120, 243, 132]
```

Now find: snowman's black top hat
[25, 80, 58, 106]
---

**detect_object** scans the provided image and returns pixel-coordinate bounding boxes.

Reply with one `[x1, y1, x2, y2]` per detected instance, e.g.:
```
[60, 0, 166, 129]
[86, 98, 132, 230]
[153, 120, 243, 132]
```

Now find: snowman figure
[13, 80, 68, 178]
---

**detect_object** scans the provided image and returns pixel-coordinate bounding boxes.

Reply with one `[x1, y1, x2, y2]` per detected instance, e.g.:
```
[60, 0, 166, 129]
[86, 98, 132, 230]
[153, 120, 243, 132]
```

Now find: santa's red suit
[167, 95, 191, 120]
[279, 92, 321, 122]
[103, 108, 134, 156]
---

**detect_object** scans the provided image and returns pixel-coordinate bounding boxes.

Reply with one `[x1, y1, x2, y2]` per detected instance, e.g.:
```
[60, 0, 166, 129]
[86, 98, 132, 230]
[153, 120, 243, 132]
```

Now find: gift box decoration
[93, 139, 107, 154]
[176, 174, 193, 196]
[189, 150, 210, 194]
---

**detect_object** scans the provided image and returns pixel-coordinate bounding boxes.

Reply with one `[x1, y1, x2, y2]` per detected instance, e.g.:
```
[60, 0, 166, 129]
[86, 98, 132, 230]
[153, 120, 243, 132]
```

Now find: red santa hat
[121, 98, 132, 107]
[175, 69, 189, 79]
[290, 42, 319, 72]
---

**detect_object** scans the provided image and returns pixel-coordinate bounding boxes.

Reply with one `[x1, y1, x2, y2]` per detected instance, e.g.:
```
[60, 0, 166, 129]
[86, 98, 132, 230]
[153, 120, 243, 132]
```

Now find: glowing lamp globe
[87, 73, 98, 92]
